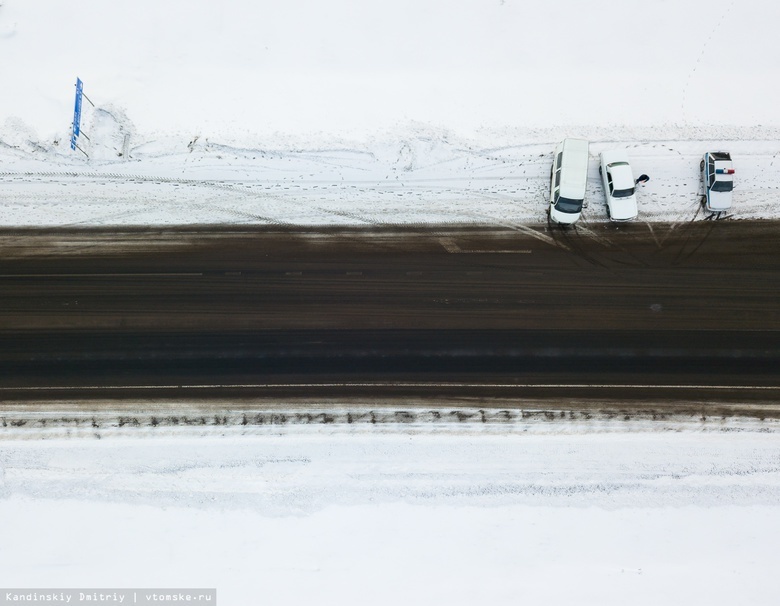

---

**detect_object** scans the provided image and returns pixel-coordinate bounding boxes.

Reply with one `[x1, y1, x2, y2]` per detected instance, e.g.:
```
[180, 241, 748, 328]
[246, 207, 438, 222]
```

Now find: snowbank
[1, 426, 780, 605]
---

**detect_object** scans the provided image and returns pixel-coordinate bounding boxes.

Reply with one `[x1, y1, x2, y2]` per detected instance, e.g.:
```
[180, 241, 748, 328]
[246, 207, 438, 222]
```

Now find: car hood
[550, 206, 580, 224]
[707, 190, 732, 211]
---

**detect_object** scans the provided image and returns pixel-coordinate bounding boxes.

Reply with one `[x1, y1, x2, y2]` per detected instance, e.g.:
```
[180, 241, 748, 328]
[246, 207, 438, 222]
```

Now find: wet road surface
[0, 221, 778, 412]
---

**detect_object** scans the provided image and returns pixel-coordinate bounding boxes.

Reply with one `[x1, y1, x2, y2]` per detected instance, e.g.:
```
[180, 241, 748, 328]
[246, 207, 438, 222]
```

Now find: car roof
[558, 139, 589, 198]
[562, 138, 589, 155]
[608, 163, 634, 188]
[710, 154, 734, 182]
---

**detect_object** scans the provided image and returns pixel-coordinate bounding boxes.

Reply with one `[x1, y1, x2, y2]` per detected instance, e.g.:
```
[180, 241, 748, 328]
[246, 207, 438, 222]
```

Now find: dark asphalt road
[0, 221, 778, 410]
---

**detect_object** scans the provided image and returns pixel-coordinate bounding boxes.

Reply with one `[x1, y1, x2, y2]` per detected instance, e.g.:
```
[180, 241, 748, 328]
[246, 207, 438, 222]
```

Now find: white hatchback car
[598, 150, 638, 221]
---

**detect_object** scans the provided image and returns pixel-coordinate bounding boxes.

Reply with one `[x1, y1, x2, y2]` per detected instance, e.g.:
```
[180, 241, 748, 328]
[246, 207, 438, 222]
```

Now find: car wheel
[598, 165, 602, 176]
[700, 160, 705, 172]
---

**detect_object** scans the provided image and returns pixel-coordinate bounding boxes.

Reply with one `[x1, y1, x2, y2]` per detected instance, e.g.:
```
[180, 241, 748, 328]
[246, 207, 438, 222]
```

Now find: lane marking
[2, 383, 779, 391]
[438, 238, 458, 253]
[466, 250, 532, 254]
[0, 273, 203, 278]
[439, 238, 532, 254]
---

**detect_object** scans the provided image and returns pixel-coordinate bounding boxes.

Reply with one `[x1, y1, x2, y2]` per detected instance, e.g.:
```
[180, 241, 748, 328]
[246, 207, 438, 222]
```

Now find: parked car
[700, 151, 734, 212]
[549, 138, 590, 225]
[598, 150, 638, 221]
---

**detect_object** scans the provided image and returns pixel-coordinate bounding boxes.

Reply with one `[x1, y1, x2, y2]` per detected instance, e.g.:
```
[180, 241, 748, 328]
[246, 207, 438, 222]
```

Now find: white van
[549, 138, 589, 225]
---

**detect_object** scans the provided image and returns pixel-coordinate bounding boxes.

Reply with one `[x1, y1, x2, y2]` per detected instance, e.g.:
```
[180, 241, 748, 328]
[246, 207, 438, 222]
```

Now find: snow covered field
[2, 421, 780, 605]
[2, 1, 780, 226]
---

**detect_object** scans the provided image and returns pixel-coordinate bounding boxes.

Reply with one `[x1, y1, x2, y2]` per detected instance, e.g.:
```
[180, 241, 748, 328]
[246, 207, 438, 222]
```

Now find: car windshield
[555, 197, 582, 213]
[612, 187, 635, 198]
[712, 181, 733, 192]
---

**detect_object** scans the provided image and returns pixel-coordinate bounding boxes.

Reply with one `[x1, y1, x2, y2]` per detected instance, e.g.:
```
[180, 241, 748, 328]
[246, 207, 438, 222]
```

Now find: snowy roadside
[3, 0, 780, 230]
[2, 402, 780, 441]
[3, 425, 779, 511]
[2, 130, 779, 227]
[1, 425, 780, 605]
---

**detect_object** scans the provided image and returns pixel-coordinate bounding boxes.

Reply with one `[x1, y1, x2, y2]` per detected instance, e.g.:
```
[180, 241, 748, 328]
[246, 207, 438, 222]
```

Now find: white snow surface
[2, 0, 780, 225]
[1, 421, 780, 604]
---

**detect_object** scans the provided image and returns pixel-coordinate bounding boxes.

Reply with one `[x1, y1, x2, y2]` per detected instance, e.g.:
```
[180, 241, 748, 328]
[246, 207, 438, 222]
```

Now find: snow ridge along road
[2, 401, 780, 442]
